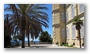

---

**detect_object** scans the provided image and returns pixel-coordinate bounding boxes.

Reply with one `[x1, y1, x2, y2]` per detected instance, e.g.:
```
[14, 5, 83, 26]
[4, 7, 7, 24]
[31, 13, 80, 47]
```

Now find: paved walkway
[17, 44, 70, 48]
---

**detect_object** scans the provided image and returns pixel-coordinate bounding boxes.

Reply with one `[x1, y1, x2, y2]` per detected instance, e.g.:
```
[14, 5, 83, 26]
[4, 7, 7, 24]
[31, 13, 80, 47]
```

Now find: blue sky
[35, 4, 52, 41]
[4, 4, 52, 41]
[42, 4, 52, 36]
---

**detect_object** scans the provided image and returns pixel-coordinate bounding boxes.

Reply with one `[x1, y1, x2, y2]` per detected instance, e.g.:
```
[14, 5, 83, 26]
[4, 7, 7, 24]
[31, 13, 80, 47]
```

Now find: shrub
[68, 45, 73, 47]
[60, 43, 69, 46]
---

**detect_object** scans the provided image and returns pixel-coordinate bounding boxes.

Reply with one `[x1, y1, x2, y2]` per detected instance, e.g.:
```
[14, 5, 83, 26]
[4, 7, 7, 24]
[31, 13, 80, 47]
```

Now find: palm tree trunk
[22, 30, 25, 48]
[4, 14, 11, 48]
[21, 16, 25, 48]
[26, 17, 30, 47]
[78, 30, 81, 48]
[76, 4, 82, 48]
[28, 33, 30, 47]
[4, 35, 11, 48]
[77, 30, 81, 48]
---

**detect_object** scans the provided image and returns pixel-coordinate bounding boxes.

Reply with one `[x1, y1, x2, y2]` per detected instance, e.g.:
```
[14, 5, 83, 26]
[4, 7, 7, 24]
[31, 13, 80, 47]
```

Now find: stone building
[52, 4, 84, 47]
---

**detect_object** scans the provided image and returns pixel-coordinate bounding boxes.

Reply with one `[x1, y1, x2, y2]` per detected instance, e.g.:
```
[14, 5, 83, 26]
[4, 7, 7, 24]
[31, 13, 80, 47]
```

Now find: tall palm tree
[4, 4, 49, 48]
[4, 14, 11, 48]
[73, 4, 84, 48]
[73, 18, 83, 48]
[5, 4, 34, 48]
[25, 4, 49, 47]
[4, 14, 17, 48]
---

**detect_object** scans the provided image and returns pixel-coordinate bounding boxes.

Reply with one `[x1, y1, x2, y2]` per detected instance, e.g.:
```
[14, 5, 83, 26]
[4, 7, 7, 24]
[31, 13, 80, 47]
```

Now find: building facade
[52, 4, 84, 47]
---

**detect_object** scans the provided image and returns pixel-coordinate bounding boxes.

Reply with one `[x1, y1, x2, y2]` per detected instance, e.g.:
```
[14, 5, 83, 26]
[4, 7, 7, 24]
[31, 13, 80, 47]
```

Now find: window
[66, 12, 68, 22]
[66, 28, 69, 39]
[71, 5, 75, 18]
[81, 26, 84, 38]
[72, 26, 76, 39]
[79, 4, 84, 13]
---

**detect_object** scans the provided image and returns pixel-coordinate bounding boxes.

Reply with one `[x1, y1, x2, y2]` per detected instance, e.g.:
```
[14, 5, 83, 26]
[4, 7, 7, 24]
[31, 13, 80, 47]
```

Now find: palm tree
[4, 4, 49, 48]
[4, 14, 14, 48]
[4, 14, 11, 48]
[73, 18, 83, 48]
[73, 4, 84, 48]
[5, 4, 35, 48]
[5, 4, 33, 48]
[25, 4, 49, 47]
[4, 14, 18, 48]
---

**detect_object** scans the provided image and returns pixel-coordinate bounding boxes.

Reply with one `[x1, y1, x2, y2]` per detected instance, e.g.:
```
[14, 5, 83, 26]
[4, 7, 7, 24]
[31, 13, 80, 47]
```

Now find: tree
[25, 4, 49, 47]
[72, 4, 84, 48]
[4, 14, 13, 48]
[39, 31, 52, 42]
[13, 34, 22, 40]
[73, 18, 83, 48]
[4, 4, 49, 48]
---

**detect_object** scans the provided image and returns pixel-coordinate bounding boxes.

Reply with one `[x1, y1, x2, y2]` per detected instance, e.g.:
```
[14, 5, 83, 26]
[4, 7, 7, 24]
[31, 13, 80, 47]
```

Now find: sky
[44, 4, 52, 36]
[35, 4, 52, 41]
[4, 4, 52, 41]
[42, 4, 52, 36]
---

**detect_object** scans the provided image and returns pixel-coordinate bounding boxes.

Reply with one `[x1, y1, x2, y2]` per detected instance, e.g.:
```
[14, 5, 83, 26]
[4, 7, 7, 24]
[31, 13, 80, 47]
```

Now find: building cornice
[52, 24, 60, 28]
[66, 4, 71, 9]
[66, 12, 84, 25]
[52, 9, 60, 13]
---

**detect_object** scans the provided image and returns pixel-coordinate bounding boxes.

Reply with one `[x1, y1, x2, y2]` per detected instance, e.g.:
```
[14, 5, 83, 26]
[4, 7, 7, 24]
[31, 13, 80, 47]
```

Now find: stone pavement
[17, 44, 70, 48]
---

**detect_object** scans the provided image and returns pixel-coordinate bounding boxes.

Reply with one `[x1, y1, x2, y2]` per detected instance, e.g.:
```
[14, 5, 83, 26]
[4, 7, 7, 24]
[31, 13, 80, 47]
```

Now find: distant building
[52, 4, 84, 47]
